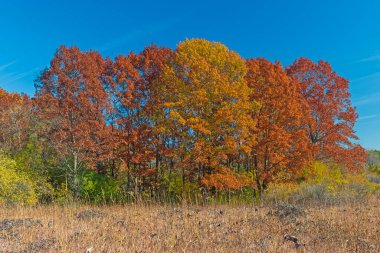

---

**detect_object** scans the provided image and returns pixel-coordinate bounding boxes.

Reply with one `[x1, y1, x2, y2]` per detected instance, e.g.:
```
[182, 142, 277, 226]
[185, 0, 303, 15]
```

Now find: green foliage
[203, 187, 257, 205]
[80, 169, 124, 204]
[162, 172, 185, 202]
[53, 183, 73, 205]
[13, 135, 55, 202]
[159, 171, 257, 204]
[160, 172, 202, 204]
[0, 152, 37, 205]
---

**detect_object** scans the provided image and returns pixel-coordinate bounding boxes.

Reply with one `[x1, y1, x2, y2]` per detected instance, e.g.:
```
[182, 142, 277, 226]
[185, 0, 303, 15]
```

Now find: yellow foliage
[0, 153, 37, 205]
[265, 182, 299, 200]
[155, 38, 255, 175]
[307, 162, 348, 193]
[266, 161, 379, 202]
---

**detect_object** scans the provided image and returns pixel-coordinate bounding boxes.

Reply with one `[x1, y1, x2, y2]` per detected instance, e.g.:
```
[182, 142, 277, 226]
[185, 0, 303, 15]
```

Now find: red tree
[34, 46, 110, 196]
[104, 45, 173, 196]
[0, 88, 34, 153]
[286, 57, 366, 171]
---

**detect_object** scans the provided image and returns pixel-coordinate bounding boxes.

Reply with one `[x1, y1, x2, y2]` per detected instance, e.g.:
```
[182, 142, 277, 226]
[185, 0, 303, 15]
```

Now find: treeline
[0, 39, 367, 204]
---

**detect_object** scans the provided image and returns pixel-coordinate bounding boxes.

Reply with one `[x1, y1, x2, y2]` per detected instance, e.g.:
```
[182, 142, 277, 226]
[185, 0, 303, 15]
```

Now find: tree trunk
[254, 154, 262, 201]
[73, 153, 80, 200]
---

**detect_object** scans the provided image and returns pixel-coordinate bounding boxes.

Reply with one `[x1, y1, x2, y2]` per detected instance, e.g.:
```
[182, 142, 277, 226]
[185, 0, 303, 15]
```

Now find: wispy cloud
[353, 92, 380, 106]
[358, 119, 380, 126]
[95, 19, 177, 53]
[358, 114, 380, 121]
[0, 60, 16, 71]
[0, 72, 17, 81]
[0, 68, 40, 86]
[353, 93, 380, 106]
[351, 72, 380, 82]
[357, 54, 380, 63]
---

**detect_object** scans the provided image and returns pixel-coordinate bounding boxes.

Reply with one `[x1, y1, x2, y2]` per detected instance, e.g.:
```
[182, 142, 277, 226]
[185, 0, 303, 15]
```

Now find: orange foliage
[245, 58, 311, 193]
[153, 39, 253, 186]
[201, 169, 253, 191]
[1, 39, 366, 195]
[0, 88, 32, 152]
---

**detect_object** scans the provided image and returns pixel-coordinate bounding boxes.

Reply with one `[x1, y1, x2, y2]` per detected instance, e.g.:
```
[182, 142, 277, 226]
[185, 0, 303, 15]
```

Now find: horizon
[1, 0, 380, 149]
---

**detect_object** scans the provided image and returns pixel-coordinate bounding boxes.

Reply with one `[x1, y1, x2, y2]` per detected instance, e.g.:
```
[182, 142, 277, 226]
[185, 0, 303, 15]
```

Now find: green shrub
[0, 152, 37, 205]
[263, 183, 298, 204]
[53, 183, 74, 205]
[13, 135, 55, 202]
[296, 184, 329, 202]
[80, 169, 124, 204]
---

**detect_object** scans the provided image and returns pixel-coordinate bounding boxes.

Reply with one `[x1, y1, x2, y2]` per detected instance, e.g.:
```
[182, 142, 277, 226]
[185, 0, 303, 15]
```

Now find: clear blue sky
[0, 0, 379, 149]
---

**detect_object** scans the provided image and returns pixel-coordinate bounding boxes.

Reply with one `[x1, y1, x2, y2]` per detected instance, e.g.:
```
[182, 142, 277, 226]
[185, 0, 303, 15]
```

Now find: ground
[0, 198, 379, 253]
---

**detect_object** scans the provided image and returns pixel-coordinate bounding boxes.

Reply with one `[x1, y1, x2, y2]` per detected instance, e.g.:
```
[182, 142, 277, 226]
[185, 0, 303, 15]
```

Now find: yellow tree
[154, 39, 254, 191]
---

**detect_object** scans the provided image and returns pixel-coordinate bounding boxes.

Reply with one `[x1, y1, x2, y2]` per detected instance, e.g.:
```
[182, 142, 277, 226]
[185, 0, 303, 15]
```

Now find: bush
[80, 169, 124, 204]
[264, 161, 380, 205]
[53, 183, 74, 205]
[367, 173, 380, 184]
[296, 184, 329, 202]
[344, 172, 379, 198]
[263, 183, 298, 204]
[0, 152, 37, 205]
[13, 135, 55, 202]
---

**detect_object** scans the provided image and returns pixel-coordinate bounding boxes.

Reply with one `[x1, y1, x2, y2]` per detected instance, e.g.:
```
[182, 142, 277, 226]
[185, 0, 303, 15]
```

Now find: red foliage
[105, 45, 173, 176]
[34, 46, 110, 168]
[286, 57, 366, 171]
[1, 41, 365, 195]
[0, 88, 33, 152]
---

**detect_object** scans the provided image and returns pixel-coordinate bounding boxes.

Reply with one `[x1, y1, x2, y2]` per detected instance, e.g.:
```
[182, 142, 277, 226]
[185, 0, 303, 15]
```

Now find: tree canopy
[0, 39, 367, 204]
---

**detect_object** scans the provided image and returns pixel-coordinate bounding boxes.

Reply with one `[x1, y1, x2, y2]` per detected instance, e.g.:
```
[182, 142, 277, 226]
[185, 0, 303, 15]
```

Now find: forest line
[0, 38, 367, 204]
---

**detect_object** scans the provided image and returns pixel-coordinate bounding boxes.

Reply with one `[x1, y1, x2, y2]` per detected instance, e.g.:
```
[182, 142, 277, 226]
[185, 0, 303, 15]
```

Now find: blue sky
[0, 0, 380, 149]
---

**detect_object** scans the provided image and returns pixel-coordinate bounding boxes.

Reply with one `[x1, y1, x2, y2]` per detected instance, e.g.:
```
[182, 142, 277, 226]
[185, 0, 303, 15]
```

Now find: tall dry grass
[0, 197, 379, 253]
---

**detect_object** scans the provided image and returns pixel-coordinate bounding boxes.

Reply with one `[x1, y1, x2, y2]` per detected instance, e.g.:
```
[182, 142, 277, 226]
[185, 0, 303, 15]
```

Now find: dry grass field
[0, 198, 379, 253]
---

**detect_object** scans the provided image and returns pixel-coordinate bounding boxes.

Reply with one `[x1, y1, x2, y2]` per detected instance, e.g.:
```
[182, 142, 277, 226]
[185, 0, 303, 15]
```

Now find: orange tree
[153, 39, 254, 192]
[245, 58, 311, 198]
[0, 89, 36, 153]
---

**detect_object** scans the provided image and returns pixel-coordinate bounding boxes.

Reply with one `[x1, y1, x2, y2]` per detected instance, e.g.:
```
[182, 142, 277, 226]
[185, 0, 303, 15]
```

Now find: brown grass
[0, 198, 379, 253]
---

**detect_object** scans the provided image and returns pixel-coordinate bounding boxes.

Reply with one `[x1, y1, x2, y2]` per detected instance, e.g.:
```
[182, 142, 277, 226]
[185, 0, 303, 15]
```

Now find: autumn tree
[129, 45, 173, 197]
[286, 57, 366, 171]
[34, 46, 110, 197]
[245, 58, 310, 198]
[367, 150, 380, 169]
[154, 39, 254, 192]
[103, 45, 173, 199]
[104, 53, 146, 180]
[1, 40, 369, 204]
[0, 88, 56, 202]
[0, 88, 34, 153]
